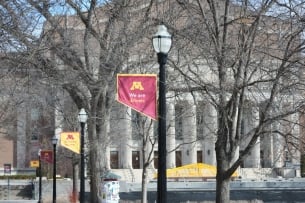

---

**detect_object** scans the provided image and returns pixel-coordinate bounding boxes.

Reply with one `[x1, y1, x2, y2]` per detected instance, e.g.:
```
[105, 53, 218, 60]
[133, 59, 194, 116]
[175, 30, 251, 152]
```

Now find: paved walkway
[38, 180, 72, 202]
[0, 179, 90, 203]
[35, 179, 90, 203]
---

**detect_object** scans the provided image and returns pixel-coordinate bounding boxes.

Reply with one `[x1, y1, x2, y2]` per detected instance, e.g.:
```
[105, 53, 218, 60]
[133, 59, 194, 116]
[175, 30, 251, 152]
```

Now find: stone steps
[110, 168, 156, 183]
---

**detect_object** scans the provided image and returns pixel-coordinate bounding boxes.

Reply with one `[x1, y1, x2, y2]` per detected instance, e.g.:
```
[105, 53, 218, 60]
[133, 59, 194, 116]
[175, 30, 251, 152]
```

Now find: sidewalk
[0, 179, 90, 203]
[36, 179, 90, 203]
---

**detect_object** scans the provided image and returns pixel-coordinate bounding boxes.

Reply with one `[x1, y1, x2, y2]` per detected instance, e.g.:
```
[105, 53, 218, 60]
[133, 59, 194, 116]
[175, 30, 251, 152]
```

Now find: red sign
[4, 164, 11, 174]
[117, 74, 157, 119]
[41, 150, 53, 164]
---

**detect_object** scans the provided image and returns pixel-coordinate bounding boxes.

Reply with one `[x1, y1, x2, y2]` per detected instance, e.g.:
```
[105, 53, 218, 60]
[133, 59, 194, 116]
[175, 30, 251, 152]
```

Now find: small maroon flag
[41, 150, 53, 164]
[117, 74, 157, 120]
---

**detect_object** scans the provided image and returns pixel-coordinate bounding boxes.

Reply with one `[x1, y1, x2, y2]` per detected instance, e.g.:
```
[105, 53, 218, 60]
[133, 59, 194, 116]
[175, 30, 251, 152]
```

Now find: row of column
[15, 95, 300, 170]
[112, 99, 301, 169]
[114, 100, 218, 169]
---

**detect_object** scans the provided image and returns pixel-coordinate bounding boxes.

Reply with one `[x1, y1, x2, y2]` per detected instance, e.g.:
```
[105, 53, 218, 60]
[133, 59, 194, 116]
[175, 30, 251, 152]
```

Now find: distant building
[46, 1, 303, 179]
[2, 0, 303, 180]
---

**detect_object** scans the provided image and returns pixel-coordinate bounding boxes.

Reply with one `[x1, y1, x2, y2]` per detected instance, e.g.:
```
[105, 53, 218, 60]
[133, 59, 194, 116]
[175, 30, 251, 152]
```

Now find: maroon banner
[4, 164, 11, 174]
[41, 150, 53, 164]
[117, 74, 157, 119]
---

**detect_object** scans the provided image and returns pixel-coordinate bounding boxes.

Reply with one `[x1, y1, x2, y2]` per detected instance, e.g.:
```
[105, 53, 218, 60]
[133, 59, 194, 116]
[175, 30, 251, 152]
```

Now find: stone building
[100, 96, 301, 174]
[48, 0, 303, 180]
[1, 0, 303, 181]
[0, 58, 64, 175]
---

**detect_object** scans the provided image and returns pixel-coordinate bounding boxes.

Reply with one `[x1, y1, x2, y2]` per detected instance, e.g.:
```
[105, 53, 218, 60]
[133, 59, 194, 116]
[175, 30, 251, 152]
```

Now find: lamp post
[78, 108, 88, 203]
[152, 24, 172, 203]
[51, 136, 58, 203]
[38, 149, 42, 203]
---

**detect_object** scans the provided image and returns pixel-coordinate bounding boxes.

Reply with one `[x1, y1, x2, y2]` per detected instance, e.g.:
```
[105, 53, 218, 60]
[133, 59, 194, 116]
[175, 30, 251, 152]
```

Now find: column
[17, 103, 27, 168]
[231, 106, 240, 166]
[182, 101, 197, 165]
[261, 134, 273, 167]
[273, 120, 284, 168]
[105, 112, 111, 169]
[242, 106, 260, 168]
[105, 146, 111, 169]
[120, 107, 132, 168]
[291, 112, 300, 165]
[203, 102, 217, 166]
[144, 122, 154, 169]
[166, 101, 176, 168]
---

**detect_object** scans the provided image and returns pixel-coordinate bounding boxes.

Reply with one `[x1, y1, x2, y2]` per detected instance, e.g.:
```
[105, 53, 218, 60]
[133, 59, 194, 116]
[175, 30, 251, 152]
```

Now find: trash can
[100, 171, 121, 203]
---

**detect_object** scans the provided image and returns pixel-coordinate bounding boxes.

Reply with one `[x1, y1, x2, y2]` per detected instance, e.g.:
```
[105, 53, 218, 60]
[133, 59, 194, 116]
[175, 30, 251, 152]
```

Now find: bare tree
[3, 0, 305, 203]
[0, 0, 157, 202]
[130, 111, 156, 203]
[155, 0, 305, 202]
[0, 53, 58, 168]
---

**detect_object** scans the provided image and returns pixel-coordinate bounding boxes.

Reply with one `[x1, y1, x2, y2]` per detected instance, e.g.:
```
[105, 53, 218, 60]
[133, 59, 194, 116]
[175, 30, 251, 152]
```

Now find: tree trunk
[88, 97, 111, 203]
[89, 145, 100, 203]
[216, 175, 230, 203]
[89, 130, 109, 203]
[141, 168, 148, 203]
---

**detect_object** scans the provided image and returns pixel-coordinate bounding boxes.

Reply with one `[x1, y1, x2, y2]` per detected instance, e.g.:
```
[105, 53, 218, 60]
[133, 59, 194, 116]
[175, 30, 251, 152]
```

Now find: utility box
[101, 179, 120, 203]
[100, 171, 121, 203]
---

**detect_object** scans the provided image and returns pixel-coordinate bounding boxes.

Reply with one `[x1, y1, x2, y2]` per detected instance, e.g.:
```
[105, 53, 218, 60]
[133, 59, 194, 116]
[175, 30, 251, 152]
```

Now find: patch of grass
[0, 174, 36, 179]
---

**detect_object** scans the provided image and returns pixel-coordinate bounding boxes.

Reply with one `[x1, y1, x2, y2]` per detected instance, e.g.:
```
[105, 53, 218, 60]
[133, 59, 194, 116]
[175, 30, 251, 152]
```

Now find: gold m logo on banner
[30, 160, 39, 168]
[130, 81, 144, 90]
[60, 132, 80, 154]
[117, 74, 157, 120]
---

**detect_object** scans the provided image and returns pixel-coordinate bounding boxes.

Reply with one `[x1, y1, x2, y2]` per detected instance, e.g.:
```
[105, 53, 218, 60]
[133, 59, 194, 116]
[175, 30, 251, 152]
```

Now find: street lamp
[152, 24, 172, 203]
[38, 149, 42, 203]
[51, 136, 58, 203]
[78, 108, 88, 203]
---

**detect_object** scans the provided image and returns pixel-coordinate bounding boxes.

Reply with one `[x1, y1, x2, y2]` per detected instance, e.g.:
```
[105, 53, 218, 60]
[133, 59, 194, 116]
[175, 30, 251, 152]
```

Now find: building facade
[102, 94, 300, 172]
[2, 0, 303, 181]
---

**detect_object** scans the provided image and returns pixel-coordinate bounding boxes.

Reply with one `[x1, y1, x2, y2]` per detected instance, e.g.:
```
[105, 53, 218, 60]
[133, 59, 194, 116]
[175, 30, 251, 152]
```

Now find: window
[260, 150, 265, 168]
[197, 151, 203, 163]
[175, 104, 183, 140]
[31, 108, 40, 121]
[110, 151, 119, 169]
[154, 151, 158, 169]
[176, 151, 182, 167]
[240, 150, 244, 168]
[132, 151, 140, 169]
